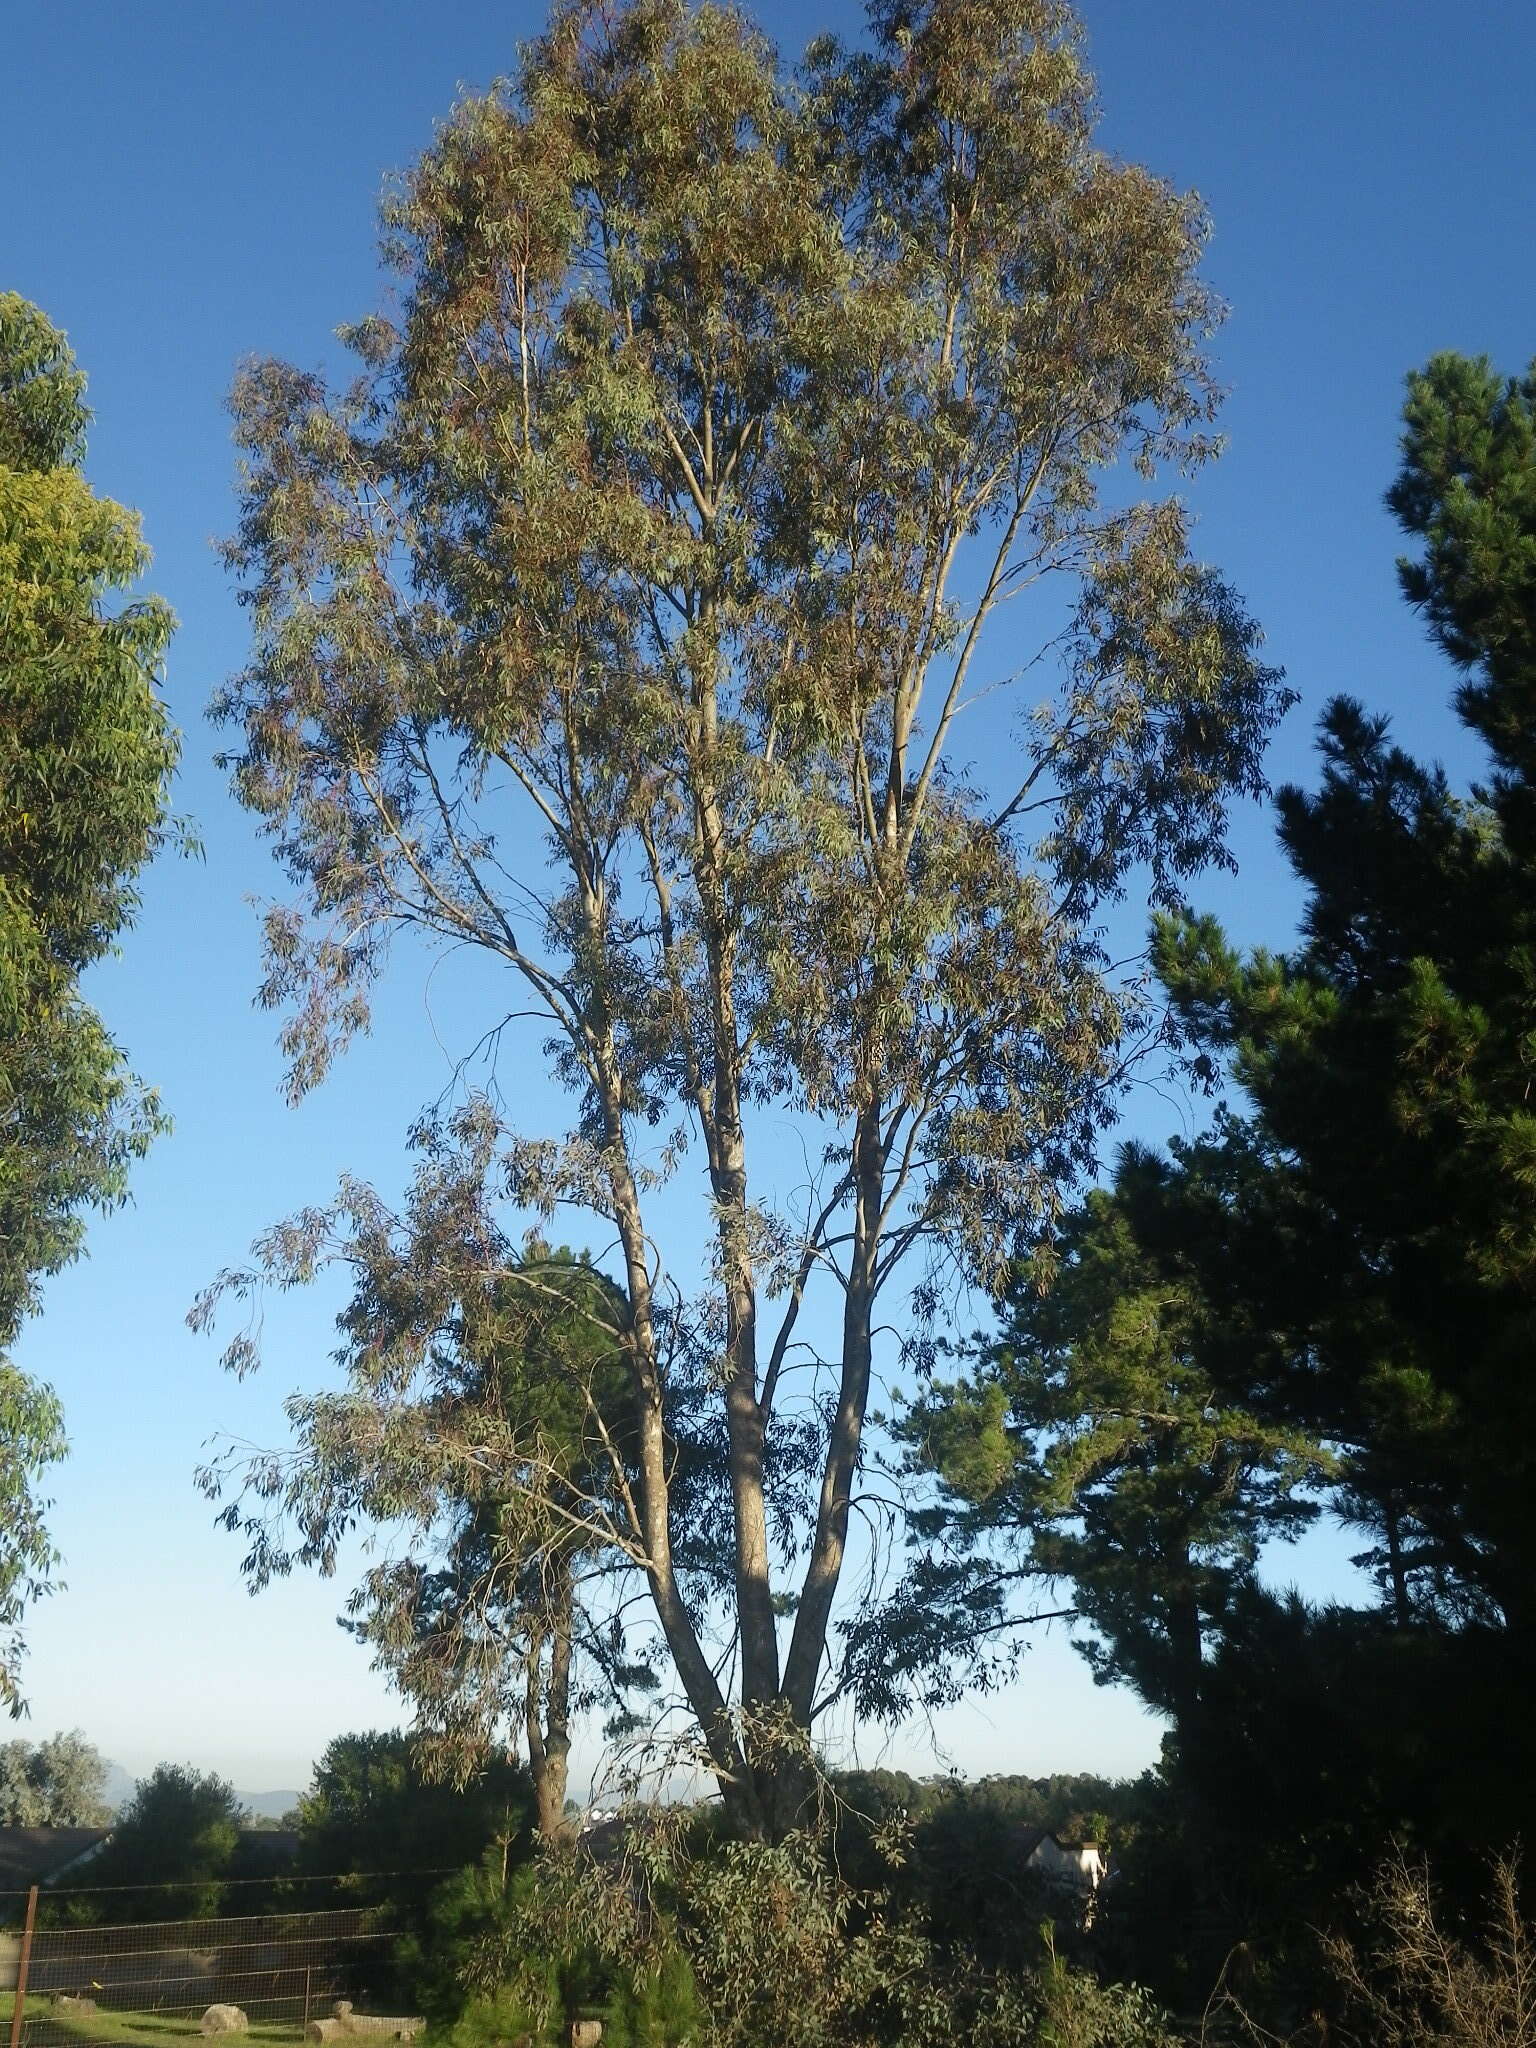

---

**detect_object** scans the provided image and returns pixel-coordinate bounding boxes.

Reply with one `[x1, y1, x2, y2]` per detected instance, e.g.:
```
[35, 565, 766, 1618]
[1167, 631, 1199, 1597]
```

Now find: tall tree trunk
[691, 671, 780, 1722]
[607, 1128, 760, 1830]
[714, 1124, 781, 1718]
[525, 1555, 575, 1839]
[781, 1100, 884, 1733]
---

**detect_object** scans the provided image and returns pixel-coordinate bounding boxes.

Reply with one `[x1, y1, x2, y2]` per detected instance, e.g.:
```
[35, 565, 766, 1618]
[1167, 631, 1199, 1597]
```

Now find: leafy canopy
[1153, 351, 1536, 1633]
[900, 1131, 1331, 1732]
[206, 0, 1287, 1832]
[0, 1728, 111, 1827]
[197, 1209, 653, 1837]
[893, 352, 1536, 1997]
[0, 294, 177, 1710]
[296, 1729, 533, 1881]
[88, 1764, 246, 1914]
[900, 353, 1536, 1737]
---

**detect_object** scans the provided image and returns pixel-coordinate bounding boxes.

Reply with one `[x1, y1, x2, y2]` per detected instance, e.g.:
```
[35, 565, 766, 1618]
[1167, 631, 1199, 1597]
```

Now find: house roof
[0, 1827, 112, 1890]
[1011, 1824, 1102, 1859]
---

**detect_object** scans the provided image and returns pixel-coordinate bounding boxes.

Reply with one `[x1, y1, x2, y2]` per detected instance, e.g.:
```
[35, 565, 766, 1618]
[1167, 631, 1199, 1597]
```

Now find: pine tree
[1156, 352, 1536, 1633]
[899, 1127, 1330, 1736]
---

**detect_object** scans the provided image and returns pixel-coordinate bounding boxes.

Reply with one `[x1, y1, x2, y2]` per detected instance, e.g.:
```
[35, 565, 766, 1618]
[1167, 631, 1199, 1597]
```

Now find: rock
[200, 2008, 249, 2036]
[55, 1998, 97, 2016]
[571, 2023, 604, 2048]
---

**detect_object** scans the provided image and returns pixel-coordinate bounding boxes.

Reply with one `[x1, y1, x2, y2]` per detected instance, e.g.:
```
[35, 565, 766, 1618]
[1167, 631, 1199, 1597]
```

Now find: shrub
[423, 1812, 1176, 2048]
[1316, 1847, 1535, 2048]
[1201, 1846, 1536, 2047]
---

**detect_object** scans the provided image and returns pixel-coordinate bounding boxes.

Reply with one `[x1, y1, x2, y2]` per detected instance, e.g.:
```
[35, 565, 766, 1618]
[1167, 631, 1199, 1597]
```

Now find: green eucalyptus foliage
[195, 1199, 659, 1837]
[210, 0, 1286, 1829]
[0, 1727, 111, 1825]
[0, 294, 176, 1710]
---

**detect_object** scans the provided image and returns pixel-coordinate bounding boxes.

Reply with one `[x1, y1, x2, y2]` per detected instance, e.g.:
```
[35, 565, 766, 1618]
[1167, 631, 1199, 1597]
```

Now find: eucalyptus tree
[200, 1172, 657, 1839]
[208, 0, 1287, 1833]
[0, 1729, 111, 1826]
[0, 294, 176, 1709]
[395, 1244, 651, 1838]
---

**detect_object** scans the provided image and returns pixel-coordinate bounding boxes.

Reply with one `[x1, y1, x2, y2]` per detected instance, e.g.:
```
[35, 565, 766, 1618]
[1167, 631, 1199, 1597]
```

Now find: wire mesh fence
[0, 1877, 445, 2048]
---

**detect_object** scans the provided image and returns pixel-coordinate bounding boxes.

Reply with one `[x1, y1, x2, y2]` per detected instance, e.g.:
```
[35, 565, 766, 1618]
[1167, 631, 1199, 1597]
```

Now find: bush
[1316, 1847, 1535, 2048]
[422, 1812, 1176, 2048]
[601, 1947, 704, 2048]
[1201, 1846, 1536, 2048]
[433, 1966, 563, 2048]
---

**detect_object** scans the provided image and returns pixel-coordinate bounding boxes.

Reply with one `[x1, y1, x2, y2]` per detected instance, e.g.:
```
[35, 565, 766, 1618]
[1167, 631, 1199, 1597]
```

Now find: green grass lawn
[0, 1996, 306, 2048]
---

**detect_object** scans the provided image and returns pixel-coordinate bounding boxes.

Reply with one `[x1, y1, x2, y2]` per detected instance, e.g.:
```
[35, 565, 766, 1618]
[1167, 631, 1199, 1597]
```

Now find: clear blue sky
[3, 1, 1534, 1797]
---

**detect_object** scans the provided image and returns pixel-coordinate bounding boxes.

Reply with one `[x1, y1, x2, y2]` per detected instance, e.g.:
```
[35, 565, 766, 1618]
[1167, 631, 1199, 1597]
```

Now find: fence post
[8, 1886, 37, 2048]
[302, 1966, 312, 2034]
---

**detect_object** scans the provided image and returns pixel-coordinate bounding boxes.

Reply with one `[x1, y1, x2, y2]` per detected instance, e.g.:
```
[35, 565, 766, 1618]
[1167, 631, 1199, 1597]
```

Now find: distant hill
[99, 1764, 301, 1823]
[101, 1761, 134, 1813]
[243, 1789, 302, 1822]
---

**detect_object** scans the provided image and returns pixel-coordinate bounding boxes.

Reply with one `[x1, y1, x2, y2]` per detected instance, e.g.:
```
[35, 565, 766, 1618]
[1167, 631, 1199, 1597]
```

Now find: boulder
[571, 2024, 604, 2048]
[55, 1998, 97, 2016]
[200, 2008, 249, 2036]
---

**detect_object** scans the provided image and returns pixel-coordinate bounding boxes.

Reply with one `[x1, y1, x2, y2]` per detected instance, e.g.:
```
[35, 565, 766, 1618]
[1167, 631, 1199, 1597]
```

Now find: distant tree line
[3, 1729, 535, 1928]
